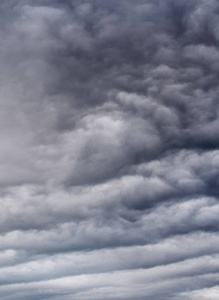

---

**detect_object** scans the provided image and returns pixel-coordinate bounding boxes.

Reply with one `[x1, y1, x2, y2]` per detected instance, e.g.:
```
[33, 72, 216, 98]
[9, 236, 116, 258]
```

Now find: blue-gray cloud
[0, 0, 219, 299]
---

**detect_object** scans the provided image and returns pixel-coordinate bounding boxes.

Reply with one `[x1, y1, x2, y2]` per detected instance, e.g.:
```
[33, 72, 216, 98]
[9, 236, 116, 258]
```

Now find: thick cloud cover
[0, 0, 219, 299]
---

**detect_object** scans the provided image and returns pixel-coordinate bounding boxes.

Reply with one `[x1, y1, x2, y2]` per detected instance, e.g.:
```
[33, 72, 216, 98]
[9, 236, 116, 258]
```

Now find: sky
[0, 0, 219, 299]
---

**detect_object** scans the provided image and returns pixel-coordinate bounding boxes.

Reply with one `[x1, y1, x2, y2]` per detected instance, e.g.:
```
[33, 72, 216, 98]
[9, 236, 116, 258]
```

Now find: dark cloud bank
[0, 0, 219, 299]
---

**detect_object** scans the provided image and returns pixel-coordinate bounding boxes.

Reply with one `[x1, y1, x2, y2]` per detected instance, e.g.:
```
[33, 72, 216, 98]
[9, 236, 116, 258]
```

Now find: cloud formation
[0, 0, 219, 299]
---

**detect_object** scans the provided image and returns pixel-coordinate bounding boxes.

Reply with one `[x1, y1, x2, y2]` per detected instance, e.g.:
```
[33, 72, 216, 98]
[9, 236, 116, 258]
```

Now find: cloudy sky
[0, 0, 219, 299]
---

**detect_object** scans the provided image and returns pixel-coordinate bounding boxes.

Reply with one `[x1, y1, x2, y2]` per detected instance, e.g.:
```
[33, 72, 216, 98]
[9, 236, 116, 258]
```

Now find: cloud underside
[0, 0, 219, 299]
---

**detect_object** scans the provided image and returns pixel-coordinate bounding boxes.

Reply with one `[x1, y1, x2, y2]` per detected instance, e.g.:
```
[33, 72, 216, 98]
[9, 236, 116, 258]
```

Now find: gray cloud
[0, 0, 219, 299]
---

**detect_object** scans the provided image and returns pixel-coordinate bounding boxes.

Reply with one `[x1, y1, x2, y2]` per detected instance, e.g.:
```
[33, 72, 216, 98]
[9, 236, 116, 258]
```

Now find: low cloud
[0, 0, 219, 299]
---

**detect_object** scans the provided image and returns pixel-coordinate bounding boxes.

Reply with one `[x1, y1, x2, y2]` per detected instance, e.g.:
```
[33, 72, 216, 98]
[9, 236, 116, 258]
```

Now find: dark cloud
[0, 0, 219, 299]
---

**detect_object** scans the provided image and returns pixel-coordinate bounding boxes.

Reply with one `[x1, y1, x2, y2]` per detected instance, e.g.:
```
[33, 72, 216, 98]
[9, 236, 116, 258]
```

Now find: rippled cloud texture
[1, 0, 219, 299]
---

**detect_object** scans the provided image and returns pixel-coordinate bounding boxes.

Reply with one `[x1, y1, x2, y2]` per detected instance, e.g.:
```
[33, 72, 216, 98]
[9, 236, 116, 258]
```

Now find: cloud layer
[0, 0, 219, 299]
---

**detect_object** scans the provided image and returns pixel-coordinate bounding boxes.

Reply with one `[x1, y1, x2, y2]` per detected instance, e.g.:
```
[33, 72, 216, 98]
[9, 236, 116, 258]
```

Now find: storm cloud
[0, 0, 219, 299]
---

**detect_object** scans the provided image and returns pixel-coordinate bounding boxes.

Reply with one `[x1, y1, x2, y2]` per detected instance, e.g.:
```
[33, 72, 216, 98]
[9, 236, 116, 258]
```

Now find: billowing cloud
[0, 0, 219, 299]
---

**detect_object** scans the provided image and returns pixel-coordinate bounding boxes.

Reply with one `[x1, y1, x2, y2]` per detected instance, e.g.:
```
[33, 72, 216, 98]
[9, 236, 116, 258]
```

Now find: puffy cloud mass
[0, 0, 219, 299]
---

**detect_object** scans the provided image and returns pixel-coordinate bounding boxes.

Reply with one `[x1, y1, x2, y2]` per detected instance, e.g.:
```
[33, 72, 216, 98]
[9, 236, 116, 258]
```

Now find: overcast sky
[0, 0, 219, 299]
